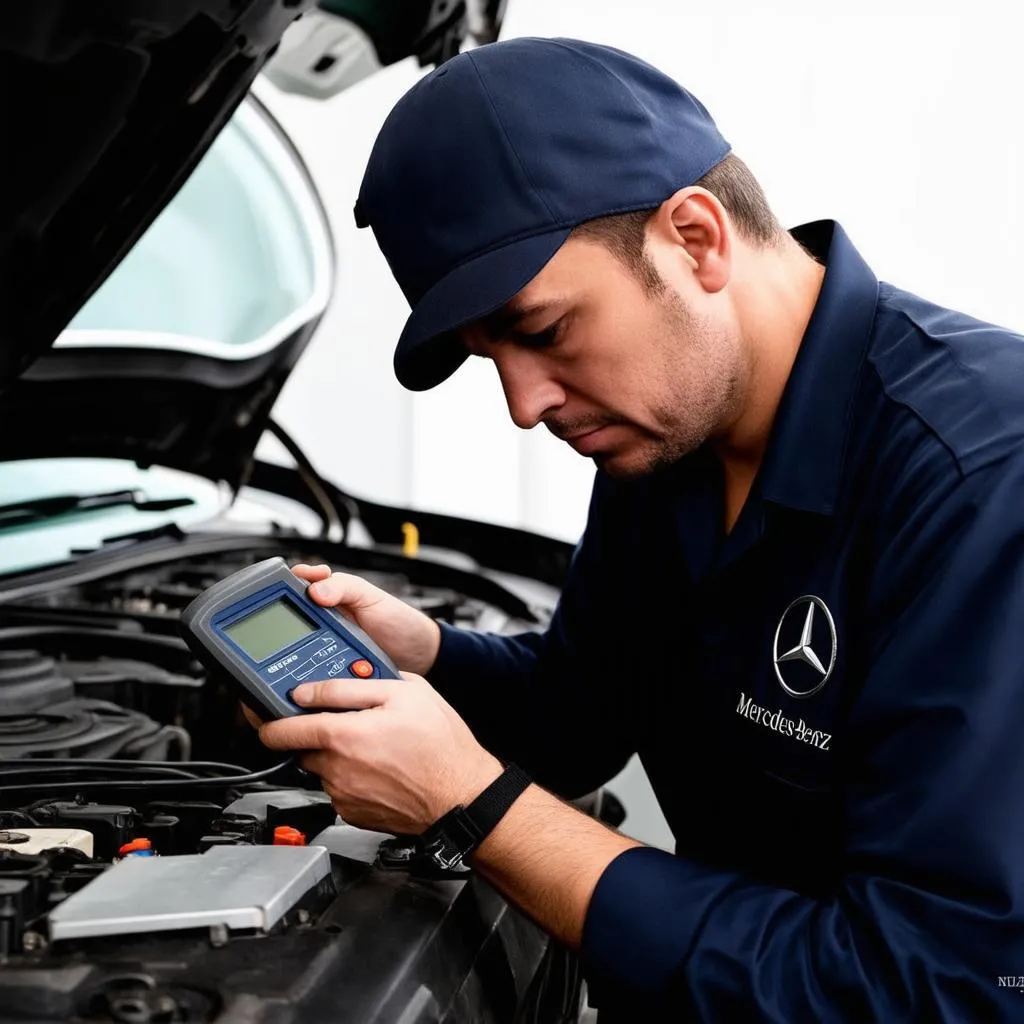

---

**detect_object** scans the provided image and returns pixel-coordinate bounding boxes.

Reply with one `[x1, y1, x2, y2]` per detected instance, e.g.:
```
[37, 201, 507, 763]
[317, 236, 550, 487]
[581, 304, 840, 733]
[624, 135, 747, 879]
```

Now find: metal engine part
[48, 844, 332, 941]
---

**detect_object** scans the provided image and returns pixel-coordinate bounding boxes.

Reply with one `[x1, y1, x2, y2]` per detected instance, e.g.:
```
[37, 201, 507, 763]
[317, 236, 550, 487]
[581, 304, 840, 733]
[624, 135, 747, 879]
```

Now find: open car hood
[0, 1, 315, 389]
[0, 2, 328, 492]
[0, 89, 334, 491]
[0, 2, 504, 492]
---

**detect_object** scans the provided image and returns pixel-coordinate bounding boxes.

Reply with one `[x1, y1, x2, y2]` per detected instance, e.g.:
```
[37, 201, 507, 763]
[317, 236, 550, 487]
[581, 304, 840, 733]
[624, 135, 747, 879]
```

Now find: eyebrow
[480, 300, 562, 340]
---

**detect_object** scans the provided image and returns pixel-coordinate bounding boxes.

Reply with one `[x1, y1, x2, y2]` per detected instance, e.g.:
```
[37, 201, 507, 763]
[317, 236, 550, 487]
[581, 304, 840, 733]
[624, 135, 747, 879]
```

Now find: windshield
[0, 459, 324, 578]
[57, 98, 331, 359]
[0, 459, 223, 576]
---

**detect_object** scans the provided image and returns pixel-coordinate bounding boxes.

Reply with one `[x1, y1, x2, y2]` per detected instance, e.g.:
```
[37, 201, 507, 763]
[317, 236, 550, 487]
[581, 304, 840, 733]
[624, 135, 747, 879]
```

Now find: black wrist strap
[420, 763, 532, 866]
[465, 762, 532, 840]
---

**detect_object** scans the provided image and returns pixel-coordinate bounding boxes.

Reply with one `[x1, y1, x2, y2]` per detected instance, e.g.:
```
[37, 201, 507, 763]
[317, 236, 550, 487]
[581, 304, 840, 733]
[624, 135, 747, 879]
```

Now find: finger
[259, 712, 344, 752]
[240, 702, 263, 730]
[299, 750, 331, 778]
[291, 677, 397, 710]
[291, 563, 332, 582]
[307, 571, 379, 607]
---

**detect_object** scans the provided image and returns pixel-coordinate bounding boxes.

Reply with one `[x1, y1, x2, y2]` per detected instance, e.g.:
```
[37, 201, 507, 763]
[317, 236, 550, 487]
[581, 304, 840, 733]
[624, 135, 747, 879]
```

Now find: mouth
[565, 426, 612, 456]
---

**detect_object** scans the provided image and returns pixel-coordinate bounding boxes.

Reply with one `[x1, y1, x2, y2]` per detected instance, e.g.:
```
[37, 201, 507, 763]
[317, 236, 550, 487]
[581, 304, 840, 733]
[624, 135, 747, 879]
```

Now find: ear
[649, 187, 731, 294]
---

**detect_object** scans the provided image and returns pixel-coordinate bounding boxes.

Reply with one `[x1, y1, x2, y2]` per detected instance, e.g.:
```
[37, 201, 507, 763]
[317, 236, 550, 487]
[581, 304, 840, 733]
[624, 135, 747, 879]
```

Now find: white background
[255, 0, 1023, 847]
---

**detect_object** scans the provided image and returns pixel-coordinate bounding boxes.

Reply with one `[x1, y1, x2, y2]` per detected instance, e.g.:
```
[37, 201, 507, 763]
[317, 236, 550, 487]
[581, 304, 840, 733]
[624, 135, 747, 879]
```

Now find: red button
[350, 659, 374, 678]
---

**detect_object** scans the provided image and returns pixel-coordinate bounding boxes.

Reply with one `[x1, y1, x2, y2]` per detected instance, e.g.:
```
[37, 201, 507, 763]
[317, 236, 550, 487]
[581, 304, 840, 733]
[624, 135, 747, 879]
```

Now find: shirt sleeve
[427, 479, 638, 797]
[581, 450, 1024, 1020]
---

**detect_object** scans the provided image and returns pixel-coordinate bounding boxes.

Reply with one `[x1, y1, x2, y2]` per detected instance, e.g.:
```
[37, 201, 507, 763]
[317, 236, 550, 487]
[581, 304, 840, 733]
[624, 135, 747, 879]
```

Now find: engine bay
[0, 542, 529, 761]
[0, 538, 565, 1022]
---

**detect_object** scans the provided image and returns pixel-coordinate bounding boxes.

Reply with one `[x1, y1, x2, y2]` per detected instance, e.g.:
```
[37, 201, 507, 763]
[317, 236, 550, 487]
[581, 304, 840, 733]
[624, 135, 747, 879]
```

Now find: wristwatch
[419, 763, 532, 871]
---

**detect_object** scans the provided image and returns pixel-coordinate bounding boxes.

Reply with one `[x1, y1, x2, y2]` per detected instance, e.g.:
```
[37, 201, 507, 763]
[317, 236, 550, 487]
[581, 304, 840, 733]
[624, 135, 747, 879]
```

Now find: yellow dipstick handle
[401, 522, 420, 558]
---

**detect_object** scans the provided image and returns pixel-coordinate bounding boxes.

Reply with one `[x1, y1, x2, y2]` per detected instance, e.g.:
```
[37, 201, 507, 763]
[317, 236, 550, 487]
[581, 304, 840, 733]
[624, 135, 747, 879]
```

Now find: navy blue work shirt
[428, 220, 1024, 1019]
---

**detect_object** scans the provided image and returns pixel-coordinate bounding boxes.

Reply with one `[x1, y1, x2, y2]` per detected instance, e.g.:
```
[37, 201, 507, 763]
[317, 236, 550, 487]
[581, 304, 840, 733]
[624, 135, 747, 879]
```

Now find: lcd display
[223, 598, 318, 663]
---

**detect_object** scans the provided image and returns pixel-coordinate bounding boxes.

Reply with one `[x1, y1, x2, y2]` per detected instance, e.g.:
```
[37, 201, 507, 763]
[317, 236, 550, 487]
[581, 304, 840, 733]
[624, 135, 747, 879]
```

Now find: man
[255, 37, 1024, 1018]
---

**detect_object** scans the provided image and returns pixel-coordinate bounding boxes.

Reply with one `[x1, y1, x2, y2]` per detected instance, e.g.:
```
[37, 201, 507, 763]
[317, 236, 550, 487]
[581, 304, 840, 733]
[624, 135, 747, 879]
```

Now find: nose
[492, 348, 565, 430]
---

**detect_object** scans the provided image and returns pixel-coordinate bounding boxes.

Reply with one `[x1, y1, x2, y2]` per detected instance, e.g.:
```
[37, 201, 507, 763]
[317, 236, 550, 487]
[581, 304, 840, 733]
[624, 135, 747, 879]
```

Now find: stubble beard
[600, 292, 742, 480]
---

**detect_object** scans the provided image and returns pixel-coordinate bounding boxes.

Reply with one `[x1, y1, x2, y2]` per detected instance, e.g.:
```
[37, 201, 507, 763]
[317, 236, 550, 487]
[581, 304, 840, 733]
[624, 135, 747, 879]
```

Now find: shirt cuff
[581, 846, 718, 996]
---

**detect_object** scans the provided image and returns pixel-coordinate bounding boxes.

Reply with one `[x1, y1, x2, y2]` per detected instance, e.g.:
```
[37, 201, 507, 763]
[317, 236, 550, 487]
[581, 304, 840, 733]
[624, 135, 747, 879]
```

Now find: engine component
[130, 791, 336, 856]
[78, 974, 219, 1024]
[0, 651, 73, 711]
[31, 804, 138, 862]
[0, 650, 181, 761]
[0, 851, 51, 956]
[0, 830, 93, 857]
[0, 699, 177, 761]
[136, 801, 223, 857]
[117, 838, 154, 859]
[272, 826, 306, 847]
[48, 845, 332, 941]
[311, 824, 400, 866]
[222, 789, 336, 843]
[0, 788, 339, 958]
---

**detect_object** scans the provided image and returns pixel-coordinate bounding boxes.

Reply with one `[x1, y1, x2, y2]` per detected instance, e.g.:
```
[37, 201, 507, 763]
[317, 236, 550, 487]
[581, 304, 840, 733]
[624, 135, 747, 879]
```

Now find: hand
[257, 673, 503, 835]
[290, 563, 442, 676]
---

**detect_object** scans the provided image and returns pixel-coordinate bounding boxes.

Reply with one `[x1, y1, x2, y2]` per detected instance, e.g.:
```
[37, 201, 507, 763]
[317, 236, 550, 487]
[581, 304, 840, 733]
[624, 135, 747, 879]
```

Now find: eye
[514, 321, 561, 349]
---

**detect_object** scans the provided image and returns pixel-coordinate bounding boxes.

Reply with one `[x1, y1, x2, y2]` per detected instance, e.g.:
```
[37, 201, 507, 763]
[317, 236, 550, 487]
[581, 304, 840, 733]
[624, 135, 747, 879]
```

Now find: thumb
[306, 571, 387, 610]
[291, 563, 333, 584]
[291, 677, 398, 709]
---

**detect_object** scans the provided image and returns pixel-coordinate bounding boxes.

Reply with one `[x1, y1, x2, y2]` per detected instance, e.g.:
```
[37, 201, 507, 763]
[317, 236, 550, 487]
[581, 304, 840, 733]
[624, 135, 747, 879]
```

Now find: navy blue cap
[354, 37, 731, 391]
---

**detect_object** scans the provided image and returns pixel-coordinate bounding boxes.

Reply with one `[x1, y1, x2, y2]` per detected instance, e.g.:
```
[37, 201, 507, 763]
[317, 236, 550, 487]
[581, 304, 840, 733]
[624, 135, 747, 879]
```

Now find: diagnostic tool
[180, 557, 399, 720]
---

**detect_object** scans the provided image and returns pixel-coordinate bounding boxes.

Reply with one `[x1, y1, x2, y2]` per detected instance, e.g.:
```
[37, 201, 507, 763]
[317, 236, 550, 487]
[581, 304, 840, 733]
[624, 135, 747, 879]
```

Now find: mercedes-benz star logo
[772, 595, 837, 699]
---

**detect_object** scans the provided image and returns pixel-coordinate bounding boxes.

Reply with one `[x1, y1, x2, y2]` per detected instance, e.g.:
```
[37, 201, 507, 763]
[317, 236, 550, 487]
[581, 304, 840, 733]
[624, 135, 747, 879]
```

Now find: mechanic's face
[461, 195, 746, 479]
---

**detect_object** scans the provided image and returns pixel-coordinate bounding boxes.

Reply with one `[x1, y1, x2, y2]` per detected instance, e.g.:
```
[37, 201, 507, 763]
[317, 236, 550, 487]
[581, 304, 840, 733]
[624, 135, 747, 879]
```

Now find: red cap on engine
[118, 837, 153, 856]
[272, 826, 307, 846]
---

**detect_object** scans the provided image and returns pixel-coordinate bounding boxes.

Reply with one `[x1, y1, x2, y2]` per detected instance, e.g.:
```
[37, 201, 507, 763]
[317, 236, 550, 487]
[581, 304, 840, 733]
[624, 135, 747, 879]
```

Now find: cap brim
[394, 226, 574, 391]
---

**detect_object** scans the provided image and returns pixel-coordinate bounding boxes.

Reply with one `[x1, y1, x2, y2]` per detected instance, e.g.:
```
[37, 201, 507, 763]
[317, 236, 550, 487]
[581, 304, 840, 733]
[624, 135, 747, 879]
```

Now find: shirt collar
[758, 219, 879, 515]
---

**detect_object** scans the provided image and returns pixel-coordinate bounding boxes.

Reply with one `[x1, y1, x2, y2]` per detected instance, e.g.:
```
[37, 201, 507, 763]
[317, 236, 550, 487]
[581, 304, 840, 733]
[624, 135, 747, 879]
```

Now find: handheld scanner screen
[223, 598, 318, 664]
[179, 557, 400, 720]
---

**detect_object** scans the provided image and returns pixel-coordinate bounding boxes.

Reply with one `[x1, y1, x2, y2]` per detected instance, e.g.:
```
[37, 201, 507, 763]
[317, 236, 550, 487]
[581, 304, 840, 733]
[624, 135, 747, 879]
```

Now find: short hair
[570, 153, 784, 290]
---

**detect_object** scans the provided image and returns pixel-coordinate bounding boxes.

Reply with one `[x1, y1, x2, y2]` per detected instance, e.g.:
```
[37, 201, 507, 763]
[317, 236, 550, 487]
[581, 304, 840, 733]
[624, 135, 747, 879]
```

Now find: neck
[714, 236, 825, 474]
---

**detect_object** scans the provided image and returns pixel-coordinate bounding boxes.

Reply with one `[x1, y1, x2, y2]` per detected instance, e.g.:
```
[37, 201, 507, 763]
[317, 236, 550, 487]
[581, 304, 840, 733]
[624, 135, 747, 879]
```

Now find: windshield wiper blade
[0, 489, 195, 529]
